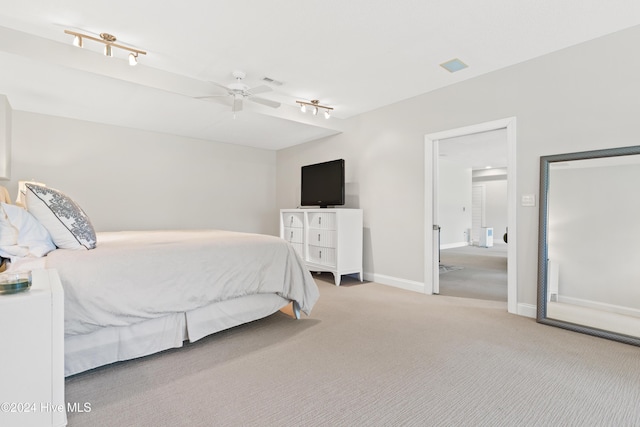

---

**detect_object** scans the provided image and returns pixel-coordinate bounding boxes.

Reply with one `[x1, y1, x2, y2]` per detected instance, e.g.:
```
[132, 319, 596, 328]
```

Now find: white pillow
[0, 203, 19, 246]
[25, 184, 97, 250]
[0, 202, 56, 257]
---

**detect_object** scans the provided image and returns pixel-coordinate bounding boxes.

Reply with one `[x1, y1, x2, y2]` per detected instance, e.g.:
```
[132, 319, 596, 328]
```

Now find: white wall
[472, 174, 508, 242]
[8, 112, 278, 234]
[439, 159, 471, 247]
[276, 24, 640, 309]
[0, 95, 10, 180]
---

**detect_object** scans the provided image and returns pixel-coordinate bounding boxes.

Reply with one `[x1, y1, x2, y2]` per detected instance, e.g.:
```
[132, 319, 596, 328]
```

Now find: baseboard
[363, 272, 425, 293]
[517, 303, 537, 318]
[440, 242, 469, 250]
[364, 272, 537, 319]
[557, 296, 640, 318]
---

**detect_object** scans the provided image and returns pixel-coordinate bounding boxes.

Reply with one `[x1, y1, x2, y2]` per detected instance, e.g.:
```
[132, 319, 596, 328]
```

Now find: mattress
[42, 230, 319, 337]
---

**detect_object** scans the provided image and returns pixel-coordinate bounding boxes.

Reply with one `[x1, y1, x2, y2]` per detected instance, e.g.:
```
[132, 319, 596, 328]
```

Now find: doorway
[424, 117, 517, 314]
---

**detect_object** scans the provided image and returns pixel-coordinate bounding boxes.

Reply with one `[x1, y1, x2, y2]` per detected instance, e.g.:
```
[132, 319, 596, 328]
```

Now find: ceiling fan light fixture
[197, 70, 281, 113]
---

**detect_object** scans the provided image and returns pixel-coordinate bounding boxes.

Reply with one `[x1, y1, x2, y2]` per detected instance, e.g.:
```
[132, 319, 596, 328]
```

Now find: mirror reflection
[538, 146, 640, 346]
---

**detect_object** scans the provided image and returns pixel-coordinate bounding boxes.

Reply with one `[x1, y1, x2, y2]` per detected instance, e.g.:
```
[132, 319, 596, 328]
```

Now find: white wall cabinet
[0, 269, 67, 427]
[280, 209, 363, 286]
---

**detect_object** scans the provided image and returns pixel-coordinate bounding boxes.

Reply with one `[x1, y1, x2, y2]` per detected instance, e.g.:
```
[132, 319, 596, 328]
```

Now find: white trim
[425, 117, 518, 314]
[431, 141, 440, 294]
[471, 183, 486, 244]
[440, 242, 469, 250]
[517, 303, 537, 318]
[557, 296, 640, 319]
[363, 272, 425, 293]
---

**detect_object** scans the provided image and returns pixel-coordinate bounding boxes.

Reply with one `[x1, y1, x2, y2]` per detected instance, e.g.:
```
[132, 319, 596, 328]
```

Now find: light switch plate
[521, 194, 536, 207]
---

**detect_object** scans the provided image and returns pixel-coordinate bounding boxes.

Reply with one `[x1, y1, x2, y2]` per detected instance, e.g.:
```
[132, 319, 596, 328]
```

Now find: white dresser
[0, 269, 67, 427]
[280, 208, 363, 286]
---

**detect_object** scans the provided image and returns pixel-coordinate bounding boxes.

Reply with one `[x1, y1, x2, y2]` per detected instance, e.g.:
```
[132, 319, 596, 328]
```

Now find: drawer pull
[318, 233, 321, 242]
[319, 250, 322, 259]
[290, 231, 294, 240]
[319, 217, 322, 225]
[290, 216, 293, 225]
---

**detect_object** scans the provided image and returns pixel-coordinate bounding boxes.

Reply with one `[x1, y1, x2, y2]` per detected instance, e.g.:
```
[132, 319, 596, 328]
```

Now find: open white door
[432, 141, 440, 294]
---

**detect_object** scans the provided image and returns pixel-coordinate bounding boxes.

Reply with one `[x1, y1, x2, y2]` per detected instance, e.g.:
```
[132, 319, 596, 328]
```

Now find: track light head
[73, 35, 83, 48]
[324, 109, 330, 119]
[128, 52, 138, 66]
[300, 104, 306, 113]
[104, 44, 113, 57]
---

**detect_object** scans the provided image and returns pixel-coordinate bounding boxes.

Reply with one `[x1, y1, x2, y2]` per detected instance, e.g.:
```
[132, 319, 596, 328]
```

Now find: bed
[1, 185, 319, 377]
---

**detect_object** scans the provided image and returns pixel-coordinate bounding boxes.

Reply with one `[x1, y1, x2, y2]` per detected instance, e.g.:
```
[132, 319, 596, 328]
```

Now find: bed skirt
[64, 293, 292, 377]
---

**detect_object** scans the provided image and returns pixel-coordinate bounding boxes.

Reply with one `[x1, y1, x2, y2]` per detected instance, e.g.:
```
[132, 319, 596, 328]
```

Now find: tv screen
[301, 159, 345, 208]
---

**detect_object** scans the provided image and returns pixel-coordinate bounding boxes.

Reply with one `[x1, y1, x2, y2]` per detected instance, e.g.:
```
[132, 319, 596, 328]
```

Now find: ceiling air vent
[262, 76, 283, 86]
[440, 58, 468, 73]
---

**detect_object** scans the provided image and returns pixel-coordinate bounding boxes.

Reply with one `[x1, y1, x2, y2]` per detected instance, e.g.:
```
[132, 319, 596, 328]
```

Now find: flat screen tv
[301, 159, 345, 208]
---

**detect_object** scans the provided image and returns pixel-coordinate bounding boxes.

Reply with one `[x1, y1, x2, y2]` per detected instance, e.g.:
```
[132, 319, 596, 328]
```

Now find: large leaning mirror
[538, 145, 640, 346]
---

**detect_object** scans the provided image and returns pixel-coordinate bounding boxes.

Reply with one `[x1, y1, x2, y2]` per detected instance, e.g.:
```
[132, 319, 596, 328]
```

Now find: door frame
[471, 183, 486, 246]
[424, 117, 517, 314]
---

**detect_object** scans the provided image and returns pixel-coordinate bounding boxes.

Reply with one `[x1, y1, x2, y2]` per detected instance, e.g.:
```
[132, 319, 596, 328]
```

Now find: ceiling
[1, 1, 640, 150]
[439, 129, 508, 171]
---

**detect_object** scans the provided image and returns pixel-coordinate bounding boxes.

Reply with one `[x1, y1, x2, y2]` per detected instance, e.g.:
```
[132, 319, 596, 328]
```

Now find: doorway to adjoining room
[437, 129, 508, 302]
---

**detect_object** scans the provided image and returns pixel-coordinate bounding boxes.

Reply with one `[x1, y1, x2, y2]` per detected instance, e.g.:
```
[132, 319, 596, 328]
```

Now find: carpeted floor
[439, 243, 507, 302]
[65, 274, 640, 426]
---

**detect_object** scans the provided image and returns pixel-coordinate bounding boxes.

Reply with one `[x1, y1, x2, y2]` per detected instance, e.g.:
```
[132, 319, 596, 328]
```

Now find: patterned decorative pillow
[25, 184, 97, 250]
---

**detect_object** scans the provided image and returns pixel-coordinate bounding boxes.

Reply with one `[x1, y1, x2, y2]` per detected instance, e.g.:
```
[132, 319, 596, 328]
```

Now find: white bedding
[12, 230, 319, 337]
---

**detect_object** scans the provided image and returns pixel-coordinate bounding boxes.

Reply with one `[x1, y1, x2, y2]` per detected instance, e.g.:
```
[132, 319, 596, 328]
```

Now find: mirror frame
[537, 145, 640, 347]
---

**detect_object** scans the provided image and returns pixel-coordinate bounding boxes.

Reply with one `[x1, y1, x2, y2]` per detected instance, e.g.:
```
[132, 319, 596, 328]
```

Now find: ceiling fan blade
[247, 85, 272, 95]
[195, 94, 229, 99]
[209, 81, 232, 91]
[249, 97, 281, 109]
[197, 81, 231, 99]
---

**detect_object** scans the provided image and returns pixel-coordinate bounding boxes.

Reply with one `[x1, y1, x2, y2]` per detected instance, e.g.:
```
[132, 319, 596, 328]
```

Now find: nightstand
[0, 269, 67, 427]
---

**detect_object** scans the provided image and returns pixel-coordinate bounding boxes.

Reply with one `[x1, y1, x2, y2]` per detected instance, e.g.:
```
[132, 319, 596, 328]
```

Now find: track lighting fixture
[128, 52, 138, 66]
[65, 29, 146, 65]
[296, 100, 333, 119]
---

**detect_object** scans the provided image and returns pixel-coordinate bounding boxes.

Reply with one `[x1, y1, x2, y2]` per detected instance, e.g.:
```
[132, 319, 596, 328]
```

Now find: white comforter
[19, 230, 319, 336]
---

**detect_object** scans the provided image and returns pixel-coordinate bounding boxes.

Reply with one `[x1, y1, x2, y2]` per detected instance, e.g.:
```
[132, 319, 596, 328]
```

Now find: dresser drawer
[282, 212, 304, 228]
[307, 245, 336, 266]
[283, 227, 304, 244]
[308, 212, 336, 230]
[308, 229, 336, 248]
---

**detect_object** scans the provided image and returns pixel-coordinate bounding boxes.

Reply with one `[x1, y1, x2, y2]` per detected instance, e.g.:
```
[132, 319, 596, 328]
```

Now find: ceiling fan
[198, 70, 281, 113]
